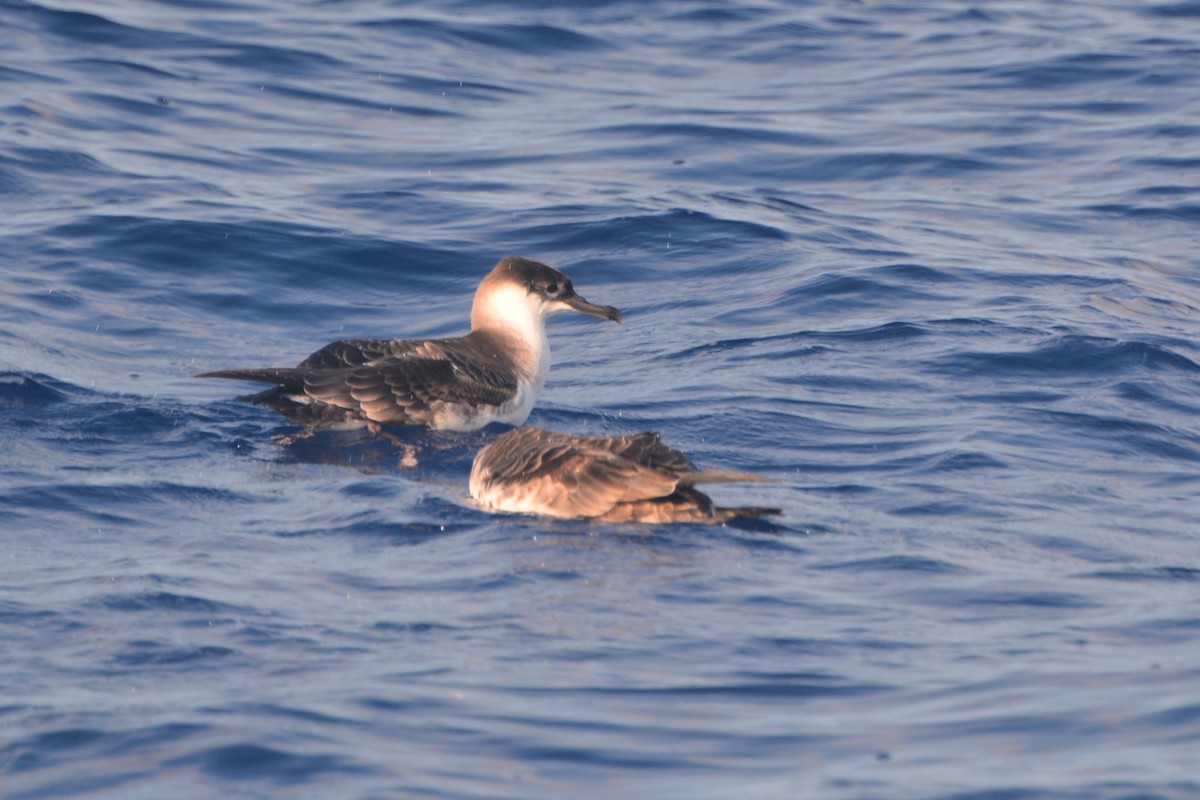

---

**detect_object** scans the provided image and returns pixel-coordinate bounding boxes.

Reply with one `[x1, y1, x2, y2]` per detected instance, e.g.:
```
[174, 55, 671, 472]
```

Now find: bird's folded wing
[606, 431, 697, 473]
[297, 338, 420, 369]
[302, 356, 518, 425]
[475, 429, 684, 518]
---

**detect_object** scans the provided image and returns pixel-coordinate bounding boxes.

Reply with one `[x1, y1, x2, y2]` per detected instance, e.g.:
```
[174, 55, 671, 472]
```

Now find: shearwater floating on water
[470, 426, 781, 523]
[196, 257, 621, 434]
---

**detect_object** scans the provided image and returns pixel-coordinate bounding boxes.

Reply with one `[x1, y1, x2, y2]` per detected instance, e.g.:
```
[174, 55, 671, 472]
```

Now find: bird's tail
[715, 505, 784, 521]
[681, 469, 776, 486]
[194, 368, 307, 384]
[682, 470, 781, 520]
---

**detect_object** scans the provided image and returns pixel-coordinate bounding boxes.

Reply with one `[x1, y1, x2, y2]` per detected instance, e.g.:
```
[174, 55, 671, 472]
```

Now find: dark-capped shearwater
[470, 426, 781, 523]
[196, 257, 621, 433]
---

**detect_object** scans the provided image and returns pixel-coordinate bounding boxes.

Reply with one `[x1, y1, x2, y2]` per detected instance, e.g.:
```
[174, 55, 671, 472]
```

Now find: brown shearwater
[196, 257, 622, 433]
[470, 426, 781, 523]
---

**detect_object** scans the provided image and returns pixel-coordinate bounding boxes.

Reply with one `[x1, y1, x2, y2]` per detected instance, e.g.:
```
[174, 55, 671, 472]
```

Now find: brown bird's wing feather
[296, 338, 412, 369]
[471, 427, 693, 518]
[300, 355, 517, 426]
[605, 430, 697, 473]
[196, 335, 520, 427]
[471, 427, 783, 523]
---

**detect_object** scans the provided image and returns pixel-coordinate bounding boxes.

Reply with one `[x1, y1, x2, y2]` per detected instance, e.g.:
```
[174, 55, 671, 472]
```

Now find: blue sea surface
[3, 1, 1200, 797]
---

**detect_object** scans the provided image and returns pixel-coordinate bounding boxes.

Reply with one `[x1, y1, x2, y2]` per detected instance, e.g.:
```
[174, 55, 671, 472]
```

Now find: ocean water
[2, 0, 1200, 797]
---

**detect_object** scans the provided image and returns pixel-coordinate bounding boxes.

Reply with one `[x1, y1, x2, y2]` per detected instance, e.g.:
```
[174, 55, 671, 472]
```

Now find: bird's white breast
[431, 376, 541, 432]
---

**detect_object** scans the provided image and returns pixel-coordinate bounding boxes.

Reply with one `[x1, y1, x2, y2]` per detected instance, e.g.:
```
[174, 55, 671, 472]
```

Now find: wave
[927, 335, 1200, 378]
[359, 17, 610, 54]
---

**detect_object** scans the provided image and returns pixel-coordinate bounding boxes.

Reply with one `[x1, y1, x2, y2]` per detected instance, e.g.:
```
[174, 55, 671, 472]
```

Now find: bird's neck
[479, 324, 548, 388]
[470, 287, 550, 387]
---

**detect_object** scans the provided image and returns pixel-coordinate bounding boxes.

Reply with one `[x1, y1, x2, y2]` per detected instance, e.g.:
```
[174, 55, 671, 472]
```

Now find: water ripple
[359, 17, 610, 54]
[175, 742, 371, 783]
[928, 335, 1200, 378]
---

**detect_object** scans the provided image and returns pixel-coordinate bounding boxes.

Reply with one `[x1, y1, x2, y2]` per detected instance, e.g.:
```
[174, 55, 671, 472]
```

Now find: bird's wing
[198, 334, 521, 426]
[194, 338, 420, 381]
[607, 431, 697, 473]
[296, 338, 426, 369]
[301, 354, 519, 425]
[471, 427, 685, 518]
[603, 431, 772, 485]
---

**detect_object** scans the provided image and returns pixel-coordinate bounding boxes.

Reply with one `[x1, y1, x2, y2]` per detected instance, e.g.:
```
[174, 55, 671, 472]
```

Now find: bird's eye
[545, 282, 559, 295]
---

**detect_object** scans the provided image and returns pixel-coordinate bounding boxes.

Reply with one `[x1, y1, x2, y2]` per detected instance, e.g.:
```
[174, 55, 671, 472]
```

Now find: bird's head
[471, 256, 622, 335]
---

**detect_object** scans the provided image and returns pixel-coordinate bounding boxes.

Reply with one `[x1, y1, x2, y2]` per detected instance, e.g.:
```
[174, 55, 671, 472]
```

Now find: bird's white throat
[472, 282, 551, 387]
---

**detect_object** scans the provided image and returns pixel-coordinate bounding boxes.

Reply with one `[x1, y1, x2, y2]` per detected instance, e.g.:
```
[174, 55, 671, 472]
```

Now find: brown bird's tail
[681, 469, 777, 486]
[194, 368, 308, 384]
[712, 505, 784, 522]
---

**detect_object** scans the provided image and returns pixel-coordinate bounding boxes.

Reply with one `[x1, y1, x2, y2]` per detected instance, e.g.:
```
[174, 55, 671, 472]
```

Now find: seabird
[196, 257, 622, 433]
[470, 426, 782, 523]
